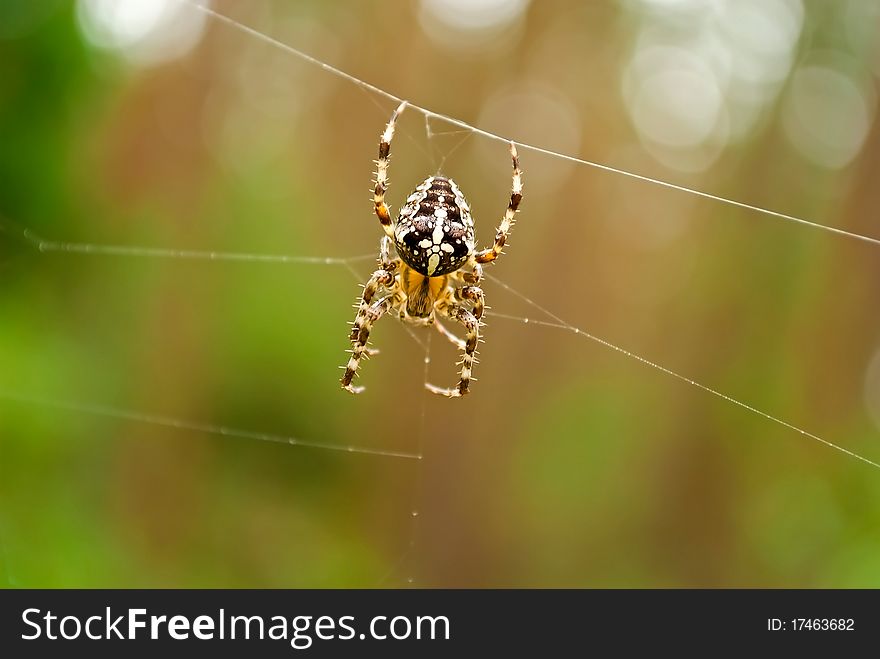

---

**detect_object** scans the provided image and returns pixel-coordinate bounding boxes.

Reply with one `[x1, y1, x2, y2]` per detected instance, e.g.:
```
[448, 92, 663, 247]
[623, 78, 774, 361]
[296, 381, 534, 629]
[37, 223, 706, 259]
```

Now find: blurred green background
[2, 0, 880, 587]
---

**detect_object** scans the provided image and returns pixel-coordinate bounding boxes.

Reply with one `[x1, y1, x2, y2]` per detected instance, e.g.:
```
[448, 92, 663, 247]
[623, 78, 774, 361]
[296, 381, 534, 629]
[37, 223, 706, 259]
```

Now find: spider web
[2, 1, 879, 588]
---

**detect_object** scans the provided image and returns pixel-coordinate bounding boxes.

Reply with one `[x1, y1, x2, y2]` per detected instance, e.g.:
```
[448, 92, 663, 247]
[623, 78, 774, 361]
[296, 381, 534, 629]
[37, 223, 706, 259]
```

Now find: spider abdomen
[394, 176, 475, 276]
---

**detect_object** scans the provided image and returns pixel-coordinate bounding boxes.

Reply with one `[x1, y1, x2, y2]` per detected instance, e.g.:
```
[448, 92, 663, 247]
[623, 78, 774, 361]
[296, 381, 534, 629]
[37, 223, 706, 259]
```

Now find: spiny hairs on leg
[374, 100, 408, 238]
[475, 141, 523, 265]
[341, 296, 390, 394]
[344, 102, 406, 396]
[341, 270, 394, 394]
[425, 304, 480, 398]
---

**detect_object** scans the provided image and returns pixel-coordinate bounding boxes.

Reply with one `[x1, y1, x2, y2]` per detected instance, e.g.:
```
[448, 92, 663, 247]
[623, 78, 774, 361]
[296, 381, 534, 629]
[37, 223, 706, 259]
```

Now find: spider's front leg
[374, 100, 407, 238]
[378, 235, 397, 271]
[426, 299, 480, 398]
[475, 142, 523, 265]
[341, 268, 394, 394]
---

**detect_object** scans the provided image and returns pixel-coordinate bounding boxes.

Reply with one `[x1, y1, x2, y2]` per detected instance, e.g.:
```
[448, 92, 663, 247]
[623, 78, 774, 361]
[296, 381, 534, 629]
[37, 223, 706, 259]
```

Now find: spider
[341, 101, 523, 397]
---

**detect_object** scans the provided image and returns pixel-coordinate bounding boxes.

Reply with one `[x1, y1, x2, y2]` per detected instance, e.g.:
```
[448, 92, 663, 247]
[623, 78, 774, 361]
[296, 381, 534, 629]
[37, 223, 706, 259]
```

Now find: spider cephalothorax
[341, 101, 523, 397]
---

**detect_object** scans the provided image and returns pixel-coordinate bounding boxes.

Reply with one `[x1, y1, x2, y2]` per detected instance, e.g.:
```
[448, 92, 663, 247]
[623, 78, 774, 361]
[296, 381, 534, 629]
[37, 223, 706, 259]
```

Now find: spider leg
[461, 262, 483, 285]
[456, 284, 484, 320]
[378, 235, 397, 271]
[426, 301, 479, 398]
[475, 142, 523, 265]
[433, 319, 466, 350]
[342, 295, 391, 394]
[342, 269, 395, 394]
[374, 100, 407, 238]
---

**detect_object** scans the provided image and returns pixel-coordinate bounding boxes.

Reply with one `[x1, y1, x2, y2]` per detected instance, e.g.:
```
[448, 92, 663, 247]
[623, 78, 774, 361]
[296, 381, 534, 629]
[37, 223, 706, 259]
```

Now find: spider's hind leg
[433, 319, 466, 350]
[341, 268, 395, 394]
[342, 296, 391, 394]
[432, 266, 483, 351]
[426, 301, 479, 398]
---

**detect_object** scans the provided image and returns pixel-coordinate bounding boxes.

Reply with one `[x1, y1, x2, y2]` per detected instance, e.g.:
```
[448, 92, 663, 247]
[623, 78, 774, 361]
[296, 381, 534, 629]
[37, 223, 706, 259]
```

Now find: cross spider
[341, 101, 524, 397]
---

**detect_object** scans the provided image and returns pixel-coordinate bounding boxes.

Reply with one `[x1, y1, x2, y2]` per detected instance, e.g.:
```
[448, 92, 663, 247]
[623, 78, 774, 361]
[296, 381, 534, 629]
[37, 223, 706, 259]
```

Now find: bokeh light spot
[628, 52, 723, 149]
[419, 0, 530, 30]
[418, 0, 530, 52]
[76, 0, 208, 67]
[623, 0, 805, 170]
[477, 82, 581, 191]
[781, 64, 873, 169]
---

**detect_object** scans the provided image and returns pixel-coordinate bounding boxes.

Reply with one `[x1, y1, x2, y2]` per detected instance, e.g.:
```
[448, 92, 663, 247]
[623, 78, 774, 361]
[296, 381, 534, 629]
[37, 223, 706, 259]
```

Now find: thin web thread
[0, 392, 421, 461]
[379, 334, 431, 587]
[5, 235, 424, 461]
[23, 229, 376, 266]
[185, 0, 880, 249]
[407, 331, 433, 586]
[17, 224, 429, 351]
[483, 274, 880, 472]
[7, 223, 432, 461]
[336, 258, 429, 586]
